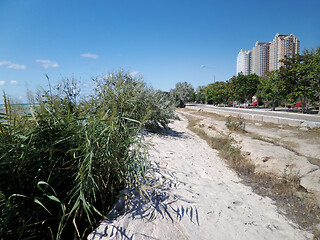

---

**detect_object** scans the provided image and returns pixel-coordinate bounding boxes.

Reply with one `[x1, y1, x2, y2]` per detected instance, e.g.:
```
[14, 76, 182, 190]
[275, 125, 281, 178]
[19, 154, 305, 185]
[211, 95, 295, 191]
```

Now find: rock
[262, 157, 270, 163]
[316, 223, 320, 232]
[255, 123, 262, 127]
[240, 137, 318, 177]
[243, 151, 251, 156]
[301, 121, 320, 129]
[300, 169, 320, 195]
[299, 127, 309, 131]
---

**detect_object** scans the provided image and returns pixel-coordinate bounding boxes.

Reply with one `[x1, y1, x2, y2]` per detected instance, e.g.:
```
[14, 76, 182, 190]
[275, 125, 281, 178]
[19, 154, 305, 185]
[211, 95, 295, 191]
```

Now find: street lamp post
[201, 65, 215, 82]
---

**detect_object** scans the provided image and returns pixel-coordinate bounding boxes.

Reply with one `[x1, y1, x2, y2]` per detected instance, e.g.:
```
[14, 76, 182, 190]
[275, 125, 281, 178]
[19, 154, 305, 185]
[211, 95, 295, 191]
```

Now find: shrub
[225, 116, 246, 133]
[92, 70, 175, 132]
[169, 82, 194, 108]
[0, 71, 173, 239]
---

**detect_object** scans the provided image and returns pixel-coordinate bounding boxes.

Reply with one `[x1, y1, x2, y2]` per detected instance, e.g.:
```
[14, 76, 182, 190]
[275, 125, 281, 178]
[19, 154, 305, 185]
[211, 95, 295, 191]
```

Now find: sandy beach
[88, 114, 313, 240]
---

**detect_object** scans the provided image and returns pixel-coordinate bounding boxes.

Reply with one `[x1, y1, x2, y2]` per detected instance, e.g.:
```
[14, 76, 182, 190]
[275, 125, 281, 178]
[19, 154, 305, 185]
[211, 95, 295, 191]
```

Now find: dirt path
[88, 116, 313, 240]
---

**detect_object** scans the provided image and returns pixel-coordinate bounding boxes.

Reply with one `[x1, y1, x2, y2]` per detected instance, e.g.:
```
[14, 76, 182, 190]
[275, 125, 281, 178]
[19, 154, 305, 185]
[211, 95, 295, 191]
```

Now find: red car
[293, 102, 305, 107]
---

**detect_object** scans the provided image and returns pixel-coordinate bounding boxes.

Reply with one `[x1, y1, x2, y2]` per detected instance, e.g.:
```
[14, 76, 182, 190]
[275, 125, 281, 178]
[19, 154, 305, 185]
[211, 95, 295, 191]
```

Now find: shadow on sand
[89, 187, 199, 240]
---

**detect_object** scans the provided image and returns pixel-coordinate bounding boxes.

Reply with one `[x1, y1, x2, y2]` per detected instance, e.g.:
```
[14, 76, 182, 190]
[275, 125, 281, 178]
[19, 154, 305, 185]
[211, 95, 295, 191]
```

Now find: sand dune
[88, 115, 313, 240]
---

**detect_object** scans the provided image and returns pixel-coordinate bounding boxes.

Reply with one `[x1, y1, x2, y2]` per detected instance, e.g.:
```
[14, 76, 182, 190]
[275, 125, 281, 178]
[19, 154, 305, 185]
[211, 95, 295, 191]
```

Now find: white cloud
[7, 64, 27, 70]
[10, 80, 19, 85]
[0, 61, 11, 66]
[130, 71, 139, 77]
[36, 59, 59, 68]
[0, 61, 26, 70]
[81, 53, 99, 59]
[0, 81, 5, 86]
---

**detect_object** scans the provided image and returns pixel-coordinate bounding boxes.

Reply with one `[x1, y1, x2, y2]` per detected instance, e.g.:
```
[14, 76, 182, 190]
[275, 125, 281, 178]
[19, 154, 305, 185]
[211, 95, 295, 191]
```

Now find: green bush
[0, 71, 174, 239]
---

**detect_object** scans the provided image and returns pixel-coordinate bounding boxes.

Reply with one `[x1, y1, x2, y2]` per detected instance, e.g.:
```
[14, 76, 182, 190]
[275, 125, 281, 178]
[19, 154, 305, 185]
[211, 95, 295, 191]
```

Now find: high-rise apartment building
[237, 49, 251, 75]
[237, 33, 300, 76]
[251, 41, 270, 76]
[269, 33, 300, 71]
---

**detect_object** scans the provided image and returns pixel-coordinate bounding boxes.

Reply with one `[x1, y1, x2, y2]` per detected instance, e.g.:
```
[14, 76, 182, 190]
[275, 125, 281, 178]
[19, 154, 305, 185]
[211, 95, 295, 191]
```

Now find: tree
[280, 54, 314, 112]
[229, 73, 260, 107]
[302, 47, 320, 114]
[257, 71, 290, 111]
[169, 82, 194, 108]
[205, 82, 229, 105]
[195, 86, 206, 103]
[226, 77, 236, 107]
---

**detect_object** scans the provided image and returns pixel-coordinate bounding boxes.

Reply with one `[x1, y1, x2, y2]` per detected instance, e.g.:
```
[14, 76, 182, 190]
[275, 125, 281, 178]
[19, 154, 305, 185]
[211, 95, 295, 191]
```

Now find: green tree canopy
[229, 73, 260, 105]
[169, 82, 194, 107]
[280, 54, 315, 111]
[302, 47, 320, 113]
[205, 81, 229, 105]
[257, 70, 290, 110]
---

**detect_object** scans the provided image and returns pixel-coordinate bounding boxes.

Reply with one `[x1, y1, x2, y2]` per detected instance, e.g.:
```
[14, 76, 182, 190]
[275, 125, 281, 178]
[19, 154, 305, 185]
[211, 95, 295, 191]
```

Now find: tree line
[173, 47, 320, 113]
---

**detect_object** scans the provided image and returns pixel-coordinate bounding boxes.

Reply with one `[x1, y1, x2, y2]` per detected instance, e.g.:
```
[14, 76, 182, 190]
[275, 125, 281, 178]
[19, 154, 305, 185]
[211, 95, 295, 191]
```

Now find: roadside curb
[187, 106, 320, 129]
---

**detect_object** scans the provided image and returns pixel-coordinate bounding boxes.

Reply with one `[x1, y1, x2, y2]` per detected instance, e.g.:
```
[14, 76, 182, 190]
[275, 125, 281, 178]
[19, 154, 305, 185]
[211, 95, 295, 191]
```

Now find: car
[248, 101, 258, 106]
[292, 102, 305, 108]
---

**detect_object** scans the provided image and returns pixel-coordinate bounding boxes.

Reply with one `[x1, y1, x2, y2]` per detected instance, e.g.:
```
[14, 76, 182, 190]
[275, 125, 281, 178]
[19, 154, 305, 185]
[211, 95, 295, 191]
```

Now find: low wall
[187, 106, 320, 129]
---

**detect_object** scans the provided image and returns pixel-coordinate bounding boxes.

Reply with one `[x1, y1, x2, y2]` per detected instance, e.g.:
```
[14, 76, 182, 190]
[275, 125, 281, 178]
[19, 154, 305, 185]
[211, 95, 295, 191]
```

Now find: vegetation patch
[225, 116, 246, 133]
[186, 115, 254, 178]
[0, 71, 175, 239]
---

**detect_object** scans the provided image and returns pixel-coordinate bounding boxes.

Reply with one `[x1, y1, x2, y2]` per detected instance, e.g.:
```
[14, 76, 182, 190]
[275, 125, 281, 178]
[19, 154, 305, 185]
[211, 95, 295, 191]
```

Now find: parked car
[248, 101, 258, 106]
[292, 102, 305, 108]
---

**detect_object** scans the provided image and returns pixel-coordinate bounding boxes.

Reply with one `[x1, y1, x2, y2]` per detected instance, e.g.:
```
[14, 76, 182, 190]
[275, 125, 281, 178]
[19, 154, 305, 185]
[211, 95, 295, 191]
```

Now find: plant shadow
[88, 185, 199, 240]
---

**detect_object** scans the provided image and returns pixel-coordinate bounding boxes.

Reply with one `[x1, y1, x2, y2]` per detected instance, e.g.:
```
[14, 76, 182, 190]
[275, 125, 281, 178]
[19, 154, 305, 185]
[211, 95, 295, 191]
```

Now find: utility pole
[201, 65, 215, 82]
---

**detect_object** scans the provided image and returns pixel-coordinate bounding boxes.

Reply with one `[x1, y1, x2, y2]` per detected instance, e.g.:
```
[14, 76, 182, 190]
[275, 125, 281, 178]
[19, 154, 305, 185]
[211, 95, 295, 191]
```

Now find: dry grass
[180, 108, 226, 121]
[186, 115, 255, 178]
[225, 116, 246, 133]
[181, 111, 320, 239]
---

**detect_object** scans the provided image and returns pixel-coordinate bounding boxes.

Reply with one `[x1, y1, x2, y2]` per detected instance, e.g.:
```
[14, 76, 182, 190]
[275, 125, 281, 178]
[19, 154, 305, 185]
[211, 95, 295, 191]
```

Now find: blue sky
[0, 0, 319, 103]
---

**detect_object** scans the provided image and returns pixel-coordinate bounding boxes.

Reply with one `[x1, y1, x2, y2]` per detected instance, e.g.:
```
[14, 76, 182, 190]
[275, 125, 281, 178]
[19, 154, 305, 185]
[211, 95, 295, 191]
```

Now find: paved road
[187, 104, 320, 123]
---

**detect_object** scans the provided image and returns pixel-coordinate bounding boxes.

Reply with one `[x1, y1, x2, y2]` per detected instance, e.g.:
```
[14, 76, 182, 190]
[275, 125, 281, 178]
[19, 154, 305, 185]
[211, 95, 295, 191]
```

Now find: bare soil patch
[89, 113, 315, 240]
[178, 108, 320, 238]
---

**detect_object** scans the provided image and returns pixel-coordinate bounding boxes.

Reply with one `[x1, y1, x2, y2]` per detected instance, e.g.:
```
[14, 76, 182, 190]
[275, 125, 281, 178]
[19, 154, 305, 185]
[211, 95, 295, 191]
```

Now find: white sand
[88, 115, 313, 240]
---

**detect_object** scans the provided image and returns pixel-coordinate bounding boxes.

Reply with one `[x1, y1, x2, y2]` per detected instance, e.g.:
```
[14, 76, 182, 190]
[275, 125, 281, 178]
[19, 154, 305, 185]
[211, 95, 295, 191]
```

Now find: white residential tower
[269, 33, 300, 71]
[237, 49, 251, 75]
[251, 41, 270, 76]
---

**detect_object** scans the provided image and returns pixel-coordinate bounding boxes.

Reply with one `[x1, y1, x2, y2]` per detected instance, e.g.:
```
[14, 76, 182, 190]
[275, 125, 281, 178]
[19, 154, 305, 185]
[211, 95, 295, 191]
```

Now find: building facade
[237, 49, 251, 75]
[269, 33, 300, 71]
[250, 41, 270, 76]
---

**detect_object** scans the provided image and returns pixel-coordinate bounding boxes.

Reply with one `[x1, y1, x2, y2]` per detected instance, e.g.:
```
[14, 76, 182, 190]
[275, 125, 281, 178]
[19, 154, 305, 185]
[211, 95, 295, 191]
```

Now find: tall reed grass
[0, 71, 175, 239]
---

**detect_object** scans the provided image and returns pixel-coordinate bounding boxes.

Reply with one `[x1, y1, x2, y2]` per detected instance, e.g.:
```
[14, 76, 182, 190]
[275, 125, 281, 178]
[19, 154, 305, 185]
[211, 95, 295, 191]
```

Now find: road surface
[187, 104, 320, 123]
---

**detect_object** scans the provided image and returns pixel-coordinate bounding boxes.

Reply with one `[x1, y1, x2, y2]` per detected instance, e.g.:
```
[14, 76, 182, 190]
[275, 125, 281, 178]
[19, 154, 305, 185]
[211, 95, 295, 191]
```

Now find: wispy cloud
[0, 61, 11, 66]
[0, 80, 20, 86]
[36, 59, 59, 68]
[81, 53, 99, 59]
[130, 71, 139, 77]
[7, 64, 27, 70]
[10, 80, 19, 85]
[0, 61, 26, 70]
